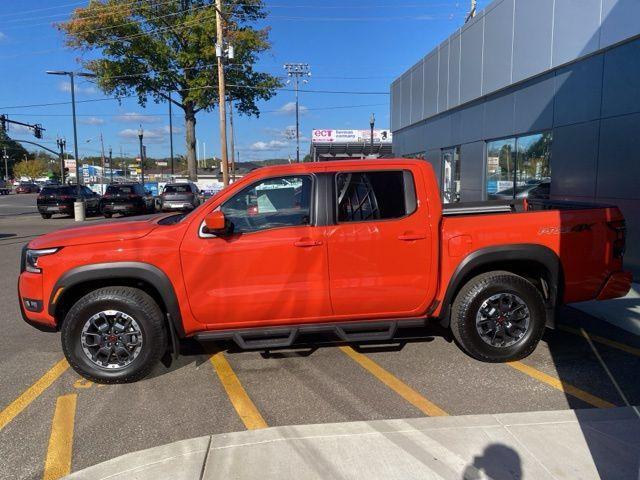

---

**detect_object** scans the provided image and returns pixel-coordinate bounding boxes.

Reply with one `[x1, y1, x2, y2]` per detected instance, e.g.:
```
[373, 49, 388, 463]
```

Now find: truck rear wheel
[61, 286, 167, 383]
[450, 271, 546, 362]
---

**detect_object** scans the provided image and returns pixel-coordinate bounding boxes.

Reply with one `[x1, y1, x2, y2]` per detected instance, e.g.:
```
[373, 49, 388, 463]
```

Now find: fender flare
[440, 244, 562, 327]
[49, 262, 185, 338]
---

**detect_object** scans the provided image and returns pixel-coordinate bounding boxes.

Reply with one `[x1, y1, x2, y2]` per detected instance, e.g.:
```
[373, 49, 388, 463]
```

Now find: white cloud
[118, 125, 178, 144]
[116, 112, 162, 123]
[250, 140, 289, 151]
[276, 102, 308, 116]
[59, 81, 96, 95]
[79, 117, 105, 126]
[0, 32, 6, 41]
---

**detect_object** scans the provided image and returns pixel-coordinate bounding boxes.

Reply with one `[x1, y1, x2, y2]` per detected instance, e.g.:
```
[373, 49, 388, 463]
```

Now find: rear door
[326, 167, 434, 318]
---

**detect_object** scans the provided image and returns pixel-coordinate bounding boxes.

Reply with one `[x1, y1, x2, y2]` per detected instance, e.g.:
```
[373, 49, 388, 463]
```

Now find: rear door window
[335, 171, 413, 222]
[164, 184, 191, 193]
[106, 185, 134, 195]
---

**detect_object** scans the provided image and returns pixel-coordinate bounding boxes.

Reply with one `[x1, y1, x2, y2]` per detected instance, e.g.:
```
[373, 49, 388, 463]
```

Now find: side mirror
[204, 210, 231, 236]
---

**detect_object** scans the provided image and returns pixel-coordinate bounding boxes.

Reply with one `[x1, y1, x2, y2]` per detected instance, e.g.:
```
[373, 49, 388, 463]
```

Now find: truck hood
[28, 218, 159, 249]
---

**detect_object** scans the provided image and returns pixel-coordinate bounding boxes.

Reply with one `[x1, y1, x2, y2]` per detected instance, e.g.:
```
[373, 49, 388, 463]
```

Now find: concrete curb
[65, 407, 640, 480]
[572, 282, 640, 335]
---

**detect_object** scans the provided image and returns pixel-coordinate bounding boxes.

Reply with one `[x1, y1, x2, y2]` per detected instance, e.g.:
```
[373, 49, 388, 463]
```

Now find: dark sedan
[100, 183, 155, 217]
[16, 182, 40, 194]
[37, 185, 101, 219]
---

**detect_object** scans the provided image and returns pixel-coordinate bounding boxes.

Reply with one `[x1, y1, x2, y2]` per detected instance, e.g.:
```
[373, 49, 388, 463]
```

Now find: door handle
[398, 234, 426, 241]
[294, 239, 323, 247]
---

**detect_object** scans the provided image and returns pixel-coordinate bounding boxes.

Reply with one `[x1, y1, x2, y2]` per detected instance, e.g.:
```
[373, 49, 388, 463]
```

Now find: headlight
[25, 248, 59, 273]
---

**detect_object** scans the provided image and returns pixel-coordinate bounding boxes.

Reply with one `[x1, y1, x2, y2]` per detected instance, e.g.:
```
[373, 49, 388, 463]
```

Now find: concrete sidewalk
[573, 282, 640, 335]
[66, 407, 640, 480]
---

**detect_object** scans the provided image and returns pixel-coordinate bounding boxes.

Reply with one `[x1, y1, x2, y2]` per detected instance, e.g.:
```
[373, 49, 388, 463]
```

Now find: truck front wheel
[450, 271, 546, 362]
[61, 286, 167, 383]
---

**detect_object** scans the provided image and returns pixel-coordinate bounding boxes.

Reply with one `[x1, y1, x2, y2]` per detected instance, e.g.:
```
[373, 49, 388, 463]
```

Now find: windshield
[41, 186, 75, 196]
[106, 185, 135, 194]
[163, 184, 191, 193]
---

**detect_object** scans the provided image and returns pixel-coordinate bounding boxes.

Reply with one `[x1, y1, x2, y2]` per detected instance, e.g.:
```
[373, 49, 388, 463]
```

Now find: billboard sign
[312, 129, 392, 143]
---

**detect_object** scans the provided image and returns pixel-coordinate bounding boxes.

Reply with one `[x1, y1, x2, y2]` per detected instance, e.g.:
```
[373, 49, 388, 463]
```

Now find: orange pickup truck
[18, 159, 632, 383]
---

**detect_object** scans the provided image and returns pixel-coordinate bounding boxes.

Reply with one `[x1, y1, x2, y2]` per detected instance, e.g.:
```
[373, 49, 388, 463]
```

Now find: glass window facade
[486, 132, 552, 200]
[441, 146, 461, 203]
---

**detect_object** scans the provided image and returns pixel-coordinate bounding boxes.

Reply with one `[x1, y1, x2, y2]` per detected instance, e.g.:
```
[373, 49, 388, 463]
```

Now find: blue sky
[0, 0, 491, 162]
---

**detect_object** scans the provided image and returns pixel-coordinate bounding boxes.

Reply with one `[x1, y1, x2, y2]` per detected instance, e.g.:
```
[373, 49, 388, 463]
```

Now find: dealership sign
[312, 129, 392, 144]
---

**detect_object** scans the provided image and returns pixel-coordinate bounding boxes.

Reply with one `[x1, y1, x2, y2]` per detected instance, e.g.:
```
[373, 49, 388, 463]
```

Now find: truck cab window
[221, 175, 312, 233]
[336, 171, 408, 222]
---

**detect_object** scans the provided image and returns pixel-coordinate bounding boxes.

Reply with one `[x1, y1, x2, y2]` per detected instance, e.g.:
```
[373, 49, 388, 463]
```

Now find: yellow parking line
[210, 353, 268, 430]
[558, 324, 640, 357]
[0, 358, 69, 432]
[43, 393, 77, 480]
[507, 361, 616, 409]
[340, 346, 448, 417]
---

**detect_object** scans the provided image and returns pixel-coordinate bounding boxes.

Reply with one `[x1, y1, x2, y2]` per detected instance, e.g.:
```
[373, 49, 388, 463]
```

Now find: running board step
[193, 318, 426, 350]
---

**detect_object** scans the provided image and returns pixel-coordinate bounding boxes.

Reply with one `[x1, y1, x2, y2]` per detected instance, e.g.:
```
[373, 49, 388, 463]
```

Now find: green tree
[0, 131, 30, 178]
[13, 159, 48, 181]
[58, 0, 280, 181]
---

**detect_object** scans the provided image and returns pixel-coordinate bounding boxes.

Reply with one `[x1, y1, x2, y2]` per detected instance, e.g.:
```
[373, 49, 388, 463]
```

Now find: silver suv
[160, 182, 201, 211]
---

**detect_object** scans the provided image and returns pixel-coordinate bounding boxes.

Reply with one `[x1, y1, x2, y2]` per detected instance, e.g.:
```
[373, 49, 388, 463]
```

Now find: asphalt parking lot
[1, 193, 640, 480]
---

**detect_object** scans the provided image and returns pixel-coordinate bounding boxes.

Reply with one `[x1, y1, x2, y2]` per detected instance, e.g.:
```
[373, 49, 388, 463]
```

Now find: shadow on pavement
[462, 444, 522, 480]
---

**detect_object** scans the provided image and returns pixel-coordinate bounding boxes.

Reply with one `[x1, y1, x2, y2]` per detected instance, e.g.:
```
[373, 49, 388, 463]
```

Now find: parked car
[100, 183, 155, 218]
[489, 179, 551, 200]
[18, 159, 631, 383]
[15, 182, 40, 194]
[37, 185, 101, 219]
[160, 182, 201, 212]
[0, 180, 11, 195]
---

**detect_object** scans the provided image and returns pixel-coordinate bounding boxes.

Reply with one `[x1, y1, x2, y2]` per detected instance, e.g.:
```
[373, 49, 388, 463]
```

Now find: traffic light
[0, 115, 6, 133]
[33, 124, 43, 139]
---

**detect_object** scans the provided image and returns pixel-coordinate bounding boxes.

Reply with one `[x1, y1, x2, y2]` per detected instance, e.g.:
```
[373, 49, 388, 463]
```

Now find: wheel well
[455, 260, 553, 302]
[54, 278, 169, 328]
[440, 258, 561, 328]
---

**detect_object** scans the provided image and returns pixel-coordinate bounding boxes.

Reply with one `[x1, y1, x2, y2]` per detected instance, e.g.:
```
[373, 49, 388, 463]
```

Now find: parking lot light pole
[138, 126, 144, 187]
[46, 70, 96, 221]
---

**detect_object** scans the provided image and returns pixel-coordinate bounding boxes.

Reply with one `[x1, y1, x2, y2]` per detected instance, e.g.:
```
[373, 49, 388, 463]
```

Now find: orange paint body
[18, 159, 631, 335]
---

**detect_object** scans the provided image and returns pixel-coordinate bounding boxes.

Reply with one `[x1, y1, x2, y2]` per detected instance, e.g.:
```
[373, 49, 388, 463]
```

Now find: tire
[450, 271, 546, 363]
[61, 286, 167, 383]
[41, 213, 52, 219]
[103, 213, 112, 218]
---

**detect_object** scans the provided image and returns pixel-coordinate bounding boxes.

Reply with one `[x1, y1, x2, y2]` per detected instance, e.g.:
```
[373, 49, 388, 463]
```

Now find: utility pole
[369, 113, 375, 157]
[56, 138, 66, 183]
[108, 146, 113, 184]
[228, 98, 236, 182]
[99, 133, 106, 194]
[168, 92, 174, 177]
[2, 147, 8, 182]
[215, 0, 230, 187]
[138, 126, 145, 187]
[284, 63, 311, 163]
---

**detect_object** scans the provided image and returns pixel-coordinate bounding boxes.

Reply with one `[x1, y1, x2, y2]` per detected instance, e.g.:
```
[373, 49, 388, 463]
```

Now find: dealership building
[390, 0, 640, 277]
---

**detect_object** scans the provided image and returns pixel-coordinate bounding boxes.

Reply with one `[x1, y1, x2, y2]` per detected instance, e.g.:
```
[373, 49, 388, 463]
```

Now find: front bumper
[596, 271, 633, 301]
[18, 270, 57, 330]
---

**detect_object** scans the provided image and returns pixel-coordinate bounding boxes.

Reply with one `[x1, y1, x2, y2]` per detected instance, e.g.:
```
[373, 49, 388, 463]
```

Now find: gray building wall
[391, 0, 640, 277]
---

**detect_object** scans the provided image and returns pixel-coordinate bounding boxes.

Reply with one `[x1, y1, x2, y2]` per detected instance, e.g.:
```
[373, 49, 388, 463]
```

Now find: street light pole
[46, 70, 96, 221]
[138, 126, 145, 187]
[369, 113, 375, 157]
[99, 133, 106, 194]
[3, 147, 8, 182]
[215, 0, 230, 187]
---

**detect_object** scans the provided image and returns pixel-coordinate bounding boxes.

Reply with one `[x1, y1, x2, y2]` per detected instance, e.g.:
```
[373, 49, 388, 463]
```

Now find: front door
[180, 174, 331, 329]
[326, 168, 434, 318]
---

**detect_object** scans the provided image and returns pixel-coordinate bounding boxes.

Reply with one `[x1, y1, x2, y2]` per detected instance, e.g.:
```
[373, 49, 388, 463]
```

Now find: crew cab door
[180, 174, 331, 328]
[326, 168, 434, 318]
